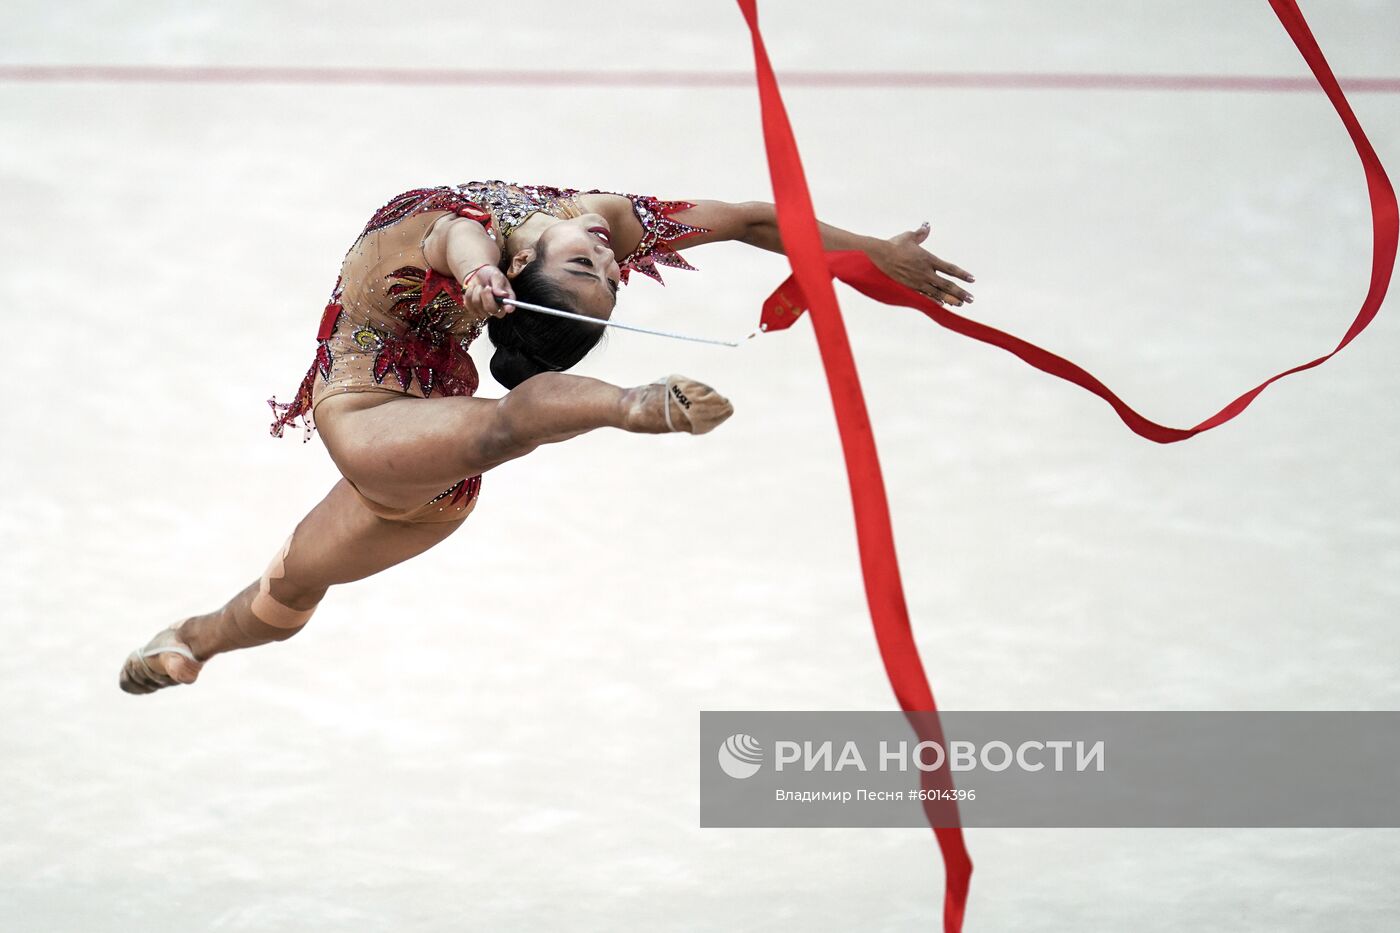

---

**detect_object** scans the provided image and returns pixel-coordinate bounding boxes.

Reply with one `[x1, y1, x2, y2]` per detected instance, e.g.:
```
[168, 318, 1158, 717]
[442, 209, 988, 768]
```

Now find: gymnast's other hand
[876, 222, 975, 306]
[463, 265, 516, 322]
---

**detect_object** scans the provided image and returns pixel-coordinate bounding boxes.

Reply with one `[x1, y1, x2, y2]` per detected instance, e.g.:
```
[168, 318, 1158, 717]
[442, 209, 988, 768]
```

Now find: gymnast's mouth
[588, 225, 611, 246]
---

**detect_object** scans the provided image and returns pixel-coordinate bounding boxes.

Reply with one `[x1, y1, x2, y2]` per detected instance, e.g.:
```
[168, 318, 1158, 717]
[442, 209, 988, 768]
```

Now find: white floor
[3, 2, 1399, 930]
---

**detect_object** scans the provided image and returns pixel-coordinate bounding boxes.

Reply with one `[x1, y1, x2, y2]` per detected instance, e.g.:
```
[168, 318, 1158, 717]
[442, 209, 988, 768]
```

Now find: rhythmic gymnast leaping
[119, 180, 974, 694]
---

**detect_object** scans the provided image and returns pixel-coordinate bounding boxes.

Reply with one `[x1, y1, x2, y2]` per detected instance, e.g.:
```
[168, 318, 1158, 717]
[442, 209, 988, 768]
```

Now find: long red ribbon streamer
[735, 0, 1394, 930]
[753, 0, 1396, 444]
[734, 2, 975, 929]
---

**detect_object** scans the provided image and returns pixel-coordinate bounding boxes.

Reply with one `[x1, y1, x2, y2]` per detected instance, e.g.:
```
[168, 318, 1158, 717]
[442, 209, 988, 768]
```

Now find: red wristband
[461, 263, 493, 288]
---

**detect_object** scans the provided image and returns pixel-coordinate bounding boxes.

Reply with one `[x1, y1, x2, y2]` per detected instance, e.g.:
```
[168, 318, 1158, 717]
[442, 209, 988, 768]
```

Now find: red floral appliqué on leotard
[608, 193, 707, 285]
[367, 265, 482, 397]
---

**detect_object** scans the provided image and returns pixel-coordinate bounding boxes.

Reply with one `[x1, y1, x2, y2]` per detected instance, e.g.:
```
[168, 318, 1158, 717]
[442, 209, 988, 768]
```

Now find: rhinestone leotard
[265, 181, 710, 521]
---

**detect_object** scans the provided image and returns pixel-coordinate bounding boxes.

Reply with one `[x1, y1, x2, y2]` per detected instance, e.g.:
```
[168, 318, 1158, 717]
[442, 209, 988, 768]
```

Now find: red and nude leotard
[267, 181, 709, 522]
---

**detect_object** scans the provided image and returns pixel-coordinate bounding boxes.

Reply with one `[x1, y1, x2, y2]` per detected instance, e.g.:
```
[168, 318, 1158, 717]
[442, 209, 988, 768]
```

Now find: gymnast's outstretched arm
[668, 200, 975, 307]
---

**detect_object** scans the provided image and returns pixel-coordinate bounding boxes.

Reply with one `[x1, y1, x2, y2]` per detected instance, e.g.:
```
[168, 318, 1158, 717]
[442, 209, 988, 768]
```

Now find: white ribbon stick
[500, 297, 743, 348]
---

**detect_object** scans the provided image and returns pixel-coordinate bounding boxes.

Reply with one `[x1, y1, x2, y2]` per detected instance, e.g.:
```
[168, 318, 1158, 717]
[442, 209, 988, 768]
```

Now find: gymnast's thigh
[277, 478, 471, 596]
[313, 391, 503, 512]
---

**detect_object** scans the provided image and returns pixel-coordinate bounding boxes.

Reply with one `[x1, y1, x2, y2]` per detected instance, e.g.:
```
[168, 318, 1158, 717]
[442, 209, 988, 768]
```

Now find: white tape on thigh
[250, 535, 317, 629]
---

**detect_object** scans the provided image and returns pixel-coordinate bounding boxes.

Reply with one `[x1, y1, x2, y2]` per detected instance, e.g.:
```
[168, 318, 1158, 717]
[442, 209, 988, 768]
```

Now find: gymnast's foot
[622, 374, 734, 435]
[119, 623, 204, 694]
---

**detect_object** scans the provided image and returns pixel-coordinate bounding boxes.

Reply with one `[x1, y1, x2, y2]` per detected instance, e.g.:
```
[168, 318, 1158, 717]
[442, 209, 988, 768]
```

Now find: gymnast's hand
[876, 222, 975, 307]
[462, 264, 516, 323]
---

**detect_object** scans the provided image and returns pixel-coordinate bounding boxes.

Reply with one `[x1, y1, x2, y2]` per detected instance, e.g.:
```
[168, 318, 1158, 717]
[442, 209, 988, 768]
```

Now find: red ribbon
[751, 0, 1396, 443]
[735, 0, 1395, 929]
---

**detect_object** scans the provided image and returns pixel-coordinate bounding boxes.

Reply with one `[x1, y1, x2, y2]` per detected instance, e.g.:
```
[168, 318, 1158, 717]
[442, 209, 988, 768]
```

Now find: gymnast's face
[529, 214, 621, 320]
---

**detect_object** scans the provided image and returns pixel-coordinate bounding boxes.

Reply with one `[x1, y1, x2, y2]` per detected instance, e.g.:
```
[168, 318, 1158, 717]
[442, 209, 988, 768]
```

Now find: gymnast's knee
[253, 583, 325, 639]
[248, 536, 325, 636]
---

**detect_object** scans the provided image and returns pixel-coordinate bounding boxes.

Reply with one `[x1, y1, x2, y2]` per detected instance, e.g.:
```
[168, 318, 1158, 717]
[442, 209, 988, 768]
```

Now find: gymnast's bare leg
[119, 371, 732, 694]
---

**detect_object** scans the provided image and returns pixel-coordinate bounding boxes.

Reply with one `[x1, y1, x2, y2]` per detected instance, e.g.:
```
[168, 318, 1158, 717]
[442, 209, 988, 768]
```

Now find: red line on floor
[1, 64, 1399, 92]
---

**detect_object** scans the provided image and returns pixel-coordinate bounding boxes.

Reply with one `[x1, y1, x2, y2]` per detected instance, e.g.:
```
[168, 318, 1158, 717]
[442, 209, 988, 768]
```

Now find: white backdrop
[2, 2, 1398, 930]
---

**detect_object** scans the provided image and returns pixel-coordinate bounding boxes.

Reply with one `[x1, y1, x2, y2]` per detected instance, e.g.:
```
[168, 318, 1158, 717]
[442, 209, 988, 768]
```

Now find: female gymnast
[119, 180, 974, 694]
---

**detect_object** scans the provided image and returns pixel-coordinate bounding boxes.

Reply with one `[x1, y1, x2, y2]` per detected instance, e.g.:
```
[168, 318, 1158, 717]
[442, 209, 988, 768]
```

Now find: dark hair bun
[489, 344, 538, 390]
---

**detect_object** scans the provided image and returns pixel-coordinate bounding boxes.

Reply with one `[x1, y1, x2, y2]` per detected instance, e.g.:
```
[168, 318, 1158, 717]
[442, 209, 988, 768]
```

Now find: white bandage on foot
[249, 535, 318, 629]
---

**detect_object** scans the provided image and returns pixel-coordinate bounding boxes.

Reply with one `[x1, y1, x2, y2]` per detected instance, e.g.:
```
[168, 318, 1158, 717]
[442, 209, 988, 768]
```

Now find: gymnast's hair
[488, 241, 608, 389]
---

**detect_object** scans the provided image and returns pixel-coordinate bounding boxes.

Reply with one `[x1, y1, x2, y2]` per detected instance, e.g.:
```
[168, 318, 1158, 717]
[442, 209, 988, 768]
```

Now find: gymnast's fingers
[493, 277, 515, 311]
[931, 256, 975, 283]
[473, 269, 513, 319]
[926, 274, 973, 305]
[488, 287, 513, 319]
[483, 287, 507, 319]
[923, 288, 961, 307]
[467, 283, 495, 321]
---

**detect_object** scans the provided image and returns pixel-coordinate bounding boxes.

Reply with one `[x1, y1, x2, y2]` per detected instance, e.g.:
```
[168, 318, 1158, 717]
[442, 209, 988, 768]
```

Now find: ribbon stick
[735, 1, 1393, 930]
[500, 296, 741, 346]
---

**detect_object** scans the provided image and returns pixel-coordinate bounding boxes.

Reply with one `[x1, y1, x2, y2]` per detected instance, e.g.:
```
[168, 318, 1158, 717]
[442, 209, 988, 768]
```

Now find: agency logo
[718, 733, 764, 779]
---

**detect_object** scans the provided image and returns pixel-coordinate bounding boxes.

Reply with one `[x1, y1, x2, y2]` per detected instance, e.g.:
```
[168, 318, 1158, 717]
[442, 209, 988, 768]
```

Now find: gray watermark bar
[700, 712, 1400, 828]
